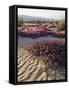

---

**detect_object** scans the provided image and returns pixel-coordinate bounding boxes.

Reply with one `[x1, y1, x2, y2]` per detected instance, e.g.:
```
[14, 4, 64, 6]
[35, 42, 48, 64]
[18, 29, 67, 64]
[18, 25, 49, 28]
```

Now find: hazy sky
[18, 8, 65, 20]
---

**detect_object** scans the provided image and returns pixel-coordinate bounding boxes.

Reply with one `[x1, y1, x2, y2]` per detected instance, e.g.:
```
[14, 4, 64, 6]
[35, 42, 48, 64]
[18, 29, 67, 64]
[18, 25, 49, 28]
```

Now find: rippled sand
[17, 47, 65, 82]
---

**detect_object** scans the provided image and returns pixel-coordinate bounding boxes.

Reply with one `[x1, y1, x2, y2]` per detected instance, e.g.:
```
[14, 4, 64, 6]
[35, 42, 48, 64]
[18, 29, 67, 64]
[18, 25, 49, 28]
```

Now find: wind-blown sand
[17, 40, 65, 82]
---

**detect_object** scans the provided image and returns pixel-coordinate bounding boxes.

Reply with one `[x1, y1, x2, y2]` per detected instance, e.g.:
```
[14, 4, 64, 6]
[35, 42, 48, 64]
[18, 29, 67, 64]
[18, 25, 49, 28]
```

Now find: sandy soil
[17, 46, 65, 82]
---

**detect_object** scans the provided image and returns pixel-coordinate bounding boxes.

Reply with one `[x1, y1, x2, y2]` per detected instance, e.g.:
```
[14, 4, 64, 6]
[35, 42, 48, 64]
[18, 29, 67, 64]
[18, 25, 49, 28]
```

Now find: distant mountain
[18, 15, 55, 23]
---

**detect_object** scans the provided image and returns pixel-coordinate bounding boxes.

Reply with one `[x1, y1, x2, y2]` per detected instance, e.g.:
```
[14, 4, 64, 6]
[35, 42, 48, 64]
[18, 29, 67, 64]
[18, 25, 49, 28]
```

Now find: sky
[18, 8, 65, 20]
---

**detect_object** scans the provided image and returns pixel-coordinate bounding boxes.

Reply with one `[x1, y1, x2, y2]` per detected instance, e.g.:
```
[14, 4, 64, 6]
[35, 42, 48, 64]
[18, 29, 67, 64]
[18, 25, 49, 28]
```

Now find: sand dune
[17, 40, 65, 82]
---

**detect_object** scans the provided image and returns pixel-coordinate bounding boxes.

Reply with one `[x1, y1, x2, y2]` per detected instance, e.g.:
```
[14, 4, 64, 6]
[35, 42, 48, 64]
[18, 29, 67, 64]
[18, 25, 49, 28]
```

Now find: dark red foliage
[24, 40, 65, 67]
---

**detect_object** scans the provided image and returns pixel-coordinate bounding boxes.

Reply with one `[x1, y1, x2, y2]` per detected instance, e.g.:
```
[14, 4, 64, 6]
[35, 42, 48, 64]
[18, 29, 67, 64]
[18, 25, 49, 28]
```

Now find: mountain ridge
[18, 15, 55, 23]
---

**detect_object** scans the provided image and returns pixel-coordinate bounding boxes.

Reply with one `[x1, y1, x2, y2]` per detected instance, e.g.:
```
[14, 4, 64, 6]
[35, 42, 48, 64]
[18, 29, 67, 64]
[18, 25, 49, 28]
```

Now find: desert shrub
[57, 20, 65, 31]
[24, 40, 65, 67]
